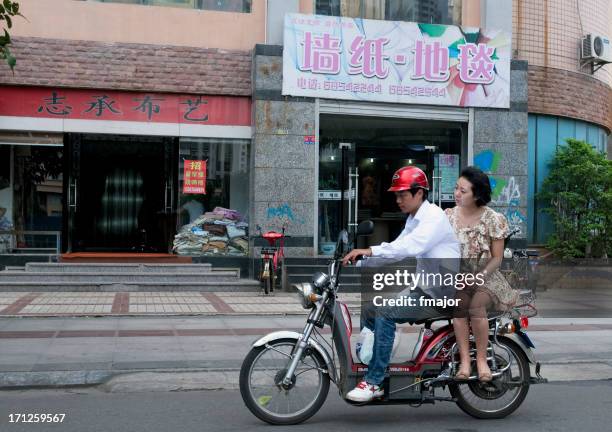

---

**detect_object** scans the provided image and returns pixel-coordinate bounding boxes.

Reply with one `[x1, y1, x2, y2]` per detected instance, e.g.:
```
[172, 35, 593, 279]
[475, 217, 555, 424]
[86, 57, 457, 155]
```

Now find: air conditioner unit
[581, 34, 612, 64]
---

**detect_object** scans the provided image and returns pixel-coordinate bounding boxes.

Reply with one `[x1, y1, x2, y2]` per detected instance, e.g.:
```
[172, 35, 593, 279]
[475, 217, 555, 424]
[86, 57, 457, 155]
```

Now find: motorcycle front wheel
[450, 338, 530, 419]
[239, 338, 330, 425]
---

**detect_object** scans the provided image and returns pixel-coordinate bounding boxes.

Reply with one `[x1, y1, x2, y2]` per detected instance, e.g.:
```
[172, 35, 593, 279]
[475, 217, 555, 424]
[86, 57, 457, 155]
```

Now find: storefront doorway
[318, 115, 465, 254]
[64, 133, 177, 253]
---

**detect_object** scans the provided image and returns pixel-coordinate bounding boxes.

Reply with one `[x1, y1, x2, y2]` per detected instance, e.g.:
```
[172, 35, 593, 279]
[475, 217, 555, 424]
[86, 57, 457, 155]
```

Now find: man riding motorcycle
[341, 166, 460, 402]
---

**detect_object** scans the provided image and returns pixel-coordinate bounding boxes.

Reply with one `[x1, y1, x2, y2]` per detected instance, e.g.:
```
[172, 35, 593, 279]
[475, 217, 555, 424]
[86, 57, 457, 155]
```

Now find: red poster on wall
[183, 160, 207, 194]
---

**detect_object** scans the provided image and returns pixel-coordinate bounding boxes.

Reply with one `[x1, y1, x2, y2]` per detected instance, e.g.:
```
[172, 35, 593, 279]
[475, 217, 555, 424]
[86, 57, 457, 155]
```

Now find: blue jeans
[361, 289, 442, 386]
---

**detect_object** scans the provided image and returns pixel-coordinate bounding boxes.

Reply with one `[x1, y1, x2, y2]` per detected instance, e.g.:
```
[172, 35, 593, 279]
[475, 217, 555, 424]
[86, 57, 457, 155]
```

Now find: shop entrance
[64, 134, 177, 253]
[318, 115, 465, 254]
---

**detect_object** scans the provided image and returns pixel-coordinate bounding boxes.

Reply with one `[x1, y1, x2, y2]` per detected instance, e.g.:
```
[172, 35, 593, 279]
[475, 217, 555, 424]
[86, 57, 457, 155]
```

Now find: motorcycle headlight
[312, 271, 330, 289]
[293, 282, 317, 309]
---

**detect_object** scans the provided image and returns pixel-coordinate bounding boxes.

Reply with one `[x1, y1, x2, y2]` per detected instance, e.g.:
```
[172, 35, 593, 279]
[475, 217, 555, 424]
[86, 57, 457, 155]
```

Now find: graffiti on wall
[474, 150, 526, 235]
[494, 176, 521, 207]
[266, 203, 306, 225]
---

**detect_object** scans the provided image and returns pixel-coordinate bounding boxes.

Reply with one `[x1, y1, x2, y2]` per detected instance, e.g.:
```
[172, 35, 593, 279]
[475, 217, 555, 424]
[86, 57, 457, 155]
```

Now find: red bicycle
[257, 225, 287, 295]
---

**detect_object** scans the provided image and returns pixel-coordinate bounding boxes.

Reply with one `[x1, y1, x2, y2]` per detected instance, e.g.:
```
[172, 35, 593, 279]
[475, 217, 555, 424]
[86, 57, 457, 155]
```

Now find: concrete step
[0, 271, 240, 283]
[210, 267, 241, 278]
[284, 257, 333, 266]
[336, 285, 363, 293]
[2, 266, 25, 272]
[287, 273, 361, 283]
[23, 263, 214, 273]
[285, 273, 362, 293]
[284, 264, 361, 275]
[0, 280, 261, 292]
[11, 248, 57, 254]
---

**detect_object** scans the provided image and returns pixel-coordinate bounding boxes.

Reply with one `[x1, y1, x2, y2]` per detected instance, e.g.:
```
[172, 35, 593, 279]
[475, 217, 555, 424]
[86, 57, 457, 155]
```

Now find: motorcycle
[239, 221, 547, 425]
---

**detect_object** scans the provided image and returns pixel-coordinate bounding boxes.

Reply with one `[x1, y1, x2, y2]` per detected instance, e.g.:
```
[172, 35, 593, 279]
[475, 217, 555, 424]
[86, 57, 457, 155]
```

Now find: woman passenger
[445, 166, 518, 382]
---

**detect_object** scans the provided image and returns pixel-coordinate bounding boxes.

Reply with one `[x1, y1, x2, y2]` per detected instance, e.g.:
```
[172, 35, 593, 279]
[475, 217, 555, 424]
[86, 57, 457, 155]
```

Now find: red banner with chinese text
[0, 86, 251, 125]
[183, 160, 207, 194]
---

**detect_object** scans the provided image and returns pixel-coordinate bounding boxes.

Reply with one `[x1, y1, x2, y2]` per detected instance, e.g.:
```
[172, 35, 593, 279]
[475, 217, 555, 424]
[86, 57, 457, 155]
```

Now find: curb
[0, 368, 236, 391]
[0, 370, 116, 389]
[2, 361, 612, 392]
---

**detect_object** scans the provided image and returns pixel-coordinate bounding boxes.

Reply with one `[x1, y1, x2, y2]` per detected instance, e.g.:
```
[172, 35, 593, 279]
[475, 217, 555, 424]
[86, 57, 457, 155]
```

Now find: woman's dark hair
[460, 166, 491, 206]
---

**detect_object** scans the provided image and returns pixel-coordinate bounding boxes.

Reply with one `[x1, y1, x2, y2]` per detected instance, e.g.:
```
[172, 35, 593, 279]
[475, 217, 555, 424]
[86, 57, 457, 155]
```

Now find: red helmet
[388, 166, 429, 192]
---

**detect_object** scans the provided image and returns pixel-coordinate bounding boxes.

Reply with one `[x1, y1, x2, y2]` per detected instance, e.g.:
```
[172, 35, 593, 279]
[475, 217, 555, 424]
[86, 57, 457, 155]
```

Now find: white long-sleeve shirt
[370, 200, 459, 260]
[369, 200, 460, 298]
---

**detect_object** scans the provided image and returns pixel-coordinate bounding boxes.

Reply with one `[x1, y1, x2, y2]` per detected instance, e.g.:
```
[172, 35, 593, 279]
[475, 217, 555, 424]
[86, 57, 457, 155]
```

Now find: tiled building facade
[512, 0, 611, 243]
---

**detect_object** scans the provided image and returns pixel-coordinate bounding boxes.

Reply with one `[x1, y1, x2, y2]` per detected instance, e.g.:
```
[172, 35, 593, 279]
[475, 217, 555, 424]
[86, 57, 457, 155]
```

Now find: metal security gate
[64, 133, 177, 253]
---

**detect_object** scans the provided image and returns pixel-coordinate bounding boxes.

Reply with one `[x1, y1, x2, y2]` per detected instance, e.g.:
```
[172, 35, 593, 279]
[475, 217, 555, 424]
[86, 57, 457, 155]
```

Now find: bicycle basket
[500, 256, 531, 291]
[512, 302, 538, 318]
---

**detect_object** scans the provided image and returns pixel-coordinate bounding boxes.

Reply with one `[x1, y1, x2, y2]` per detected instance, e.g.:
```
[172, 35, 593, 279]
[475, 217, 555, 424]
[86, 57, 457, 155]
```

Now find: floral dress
[445, 206, 519, 311]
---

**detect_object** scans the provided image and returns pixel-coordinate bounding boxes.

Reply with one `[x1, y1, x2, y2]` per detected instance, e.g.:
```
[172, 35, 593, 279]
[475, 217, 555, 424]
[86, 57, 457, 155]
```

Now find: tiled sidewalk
[2, 287, 611, 317]
[0, 292, 362, 316]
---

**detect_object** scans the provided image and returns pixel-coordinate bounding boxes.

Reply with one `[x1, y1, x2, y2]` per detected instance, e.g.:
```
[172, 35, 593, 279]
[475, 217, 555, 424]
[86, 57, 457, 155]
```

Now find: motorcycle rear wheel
[239, 338, 330, 425]
[450, 338, 530, 419]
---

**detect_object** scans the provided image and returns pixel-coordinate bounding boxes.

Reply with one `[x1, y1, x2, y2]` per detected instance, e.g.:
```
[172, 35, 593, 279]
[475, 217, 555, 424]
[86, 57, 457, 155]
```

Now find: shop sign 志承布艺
[0, 87, 251, 125]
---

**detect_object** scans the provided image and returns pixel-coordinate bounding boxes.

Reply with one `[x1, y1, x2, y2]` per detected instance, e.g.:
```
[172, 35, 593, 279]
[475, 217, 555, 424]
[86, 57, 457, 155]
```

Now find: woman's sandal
[478, 371, 493, 383]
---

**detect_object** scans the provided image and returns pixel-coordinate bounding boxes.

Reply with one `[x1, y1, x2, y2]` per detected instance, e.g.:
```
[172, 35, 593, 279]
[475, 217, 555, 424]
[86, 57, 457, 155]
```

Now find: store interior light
[408, 159, 413, 164]
[321, 143, 339, 162]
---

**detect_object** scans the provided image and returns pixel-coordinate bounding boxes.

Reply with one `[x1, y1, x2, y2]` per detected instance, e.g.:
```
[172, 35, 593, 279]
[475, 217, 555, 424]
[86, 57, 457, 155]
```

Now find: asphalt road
[1, 380, 611, 432]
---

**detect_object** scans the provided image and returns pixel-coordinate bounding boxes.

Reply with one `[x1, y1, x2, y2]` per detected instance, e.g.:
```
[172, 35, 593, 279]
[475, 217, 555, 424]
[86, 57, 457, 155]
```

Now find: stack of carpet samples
[173, 207, 248, 256]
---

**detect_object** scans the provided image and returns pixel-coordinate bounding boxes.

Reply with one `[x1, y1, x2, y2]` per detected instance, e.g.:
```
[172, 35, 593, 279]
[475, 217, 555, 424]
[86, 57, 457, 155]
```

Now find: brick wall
[0, 37, 251, 96]
[529, 65, 612, 133]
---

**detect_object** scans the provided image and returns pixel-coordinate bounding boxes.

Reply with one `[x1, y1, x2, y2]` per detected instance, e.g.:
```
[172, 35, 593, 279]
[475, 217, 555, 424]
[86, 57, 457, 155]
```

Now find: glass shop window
[174, 137, 250, 256]
[315, 0, 462, 25]
[86, 0, 252, 13]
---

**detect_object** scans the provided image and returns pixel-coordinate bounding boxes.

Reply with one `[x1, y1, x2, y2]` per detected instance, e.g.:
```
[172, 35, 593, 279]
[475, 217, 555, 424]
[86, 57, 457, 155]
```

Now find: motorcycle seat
[412, 315, 452, 325]
[413, 311, 505, 326]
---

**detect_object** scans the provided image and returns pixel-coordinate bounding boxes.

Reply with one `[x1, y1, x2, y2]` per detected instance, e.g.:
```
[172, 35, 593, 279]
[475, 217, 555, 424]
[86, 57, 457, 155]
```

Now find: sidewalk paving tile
[222, 296, 300, 304]
[230, 304, 305, 313]
[115, 319, 177, 330]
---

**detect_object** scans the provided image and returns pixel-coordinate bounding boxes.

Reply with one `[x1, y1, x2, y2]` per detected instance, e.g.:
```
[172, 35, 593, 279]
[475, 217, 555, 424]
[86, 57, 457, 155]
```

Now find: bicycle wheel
[260, 258, 273, 295]
[259, 259, 267, 294]
[240, 338, 330, 425]
[450, 338, 530, 419]
[270, 261, 277, 293]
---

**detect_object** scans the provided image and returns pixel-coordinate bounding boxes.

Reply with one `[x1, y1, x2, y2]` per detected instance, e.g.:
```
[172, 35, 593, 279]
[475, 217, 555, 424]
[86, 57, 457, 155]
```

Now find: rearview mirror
[356, 220, 374, 236]
[333, 229, 350, 259]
